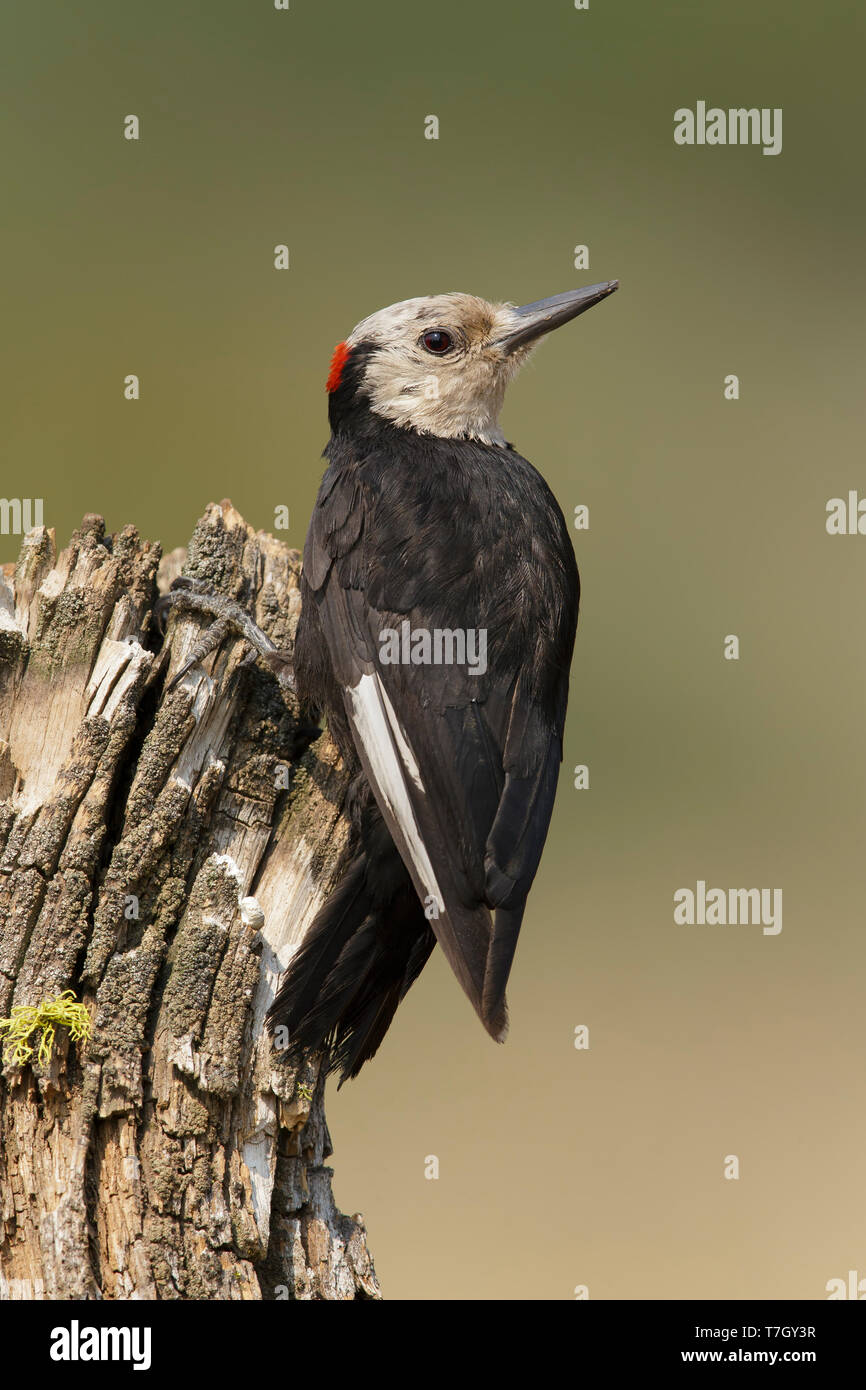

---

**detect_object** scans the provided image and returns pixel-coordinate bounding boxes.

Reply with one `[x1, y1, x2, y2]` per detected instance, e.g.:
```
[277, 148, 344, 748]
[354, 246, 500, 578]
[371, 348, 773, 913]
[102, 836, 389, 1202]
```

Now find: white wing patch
[346, 672, 445, 915]
[378, 681, 423, 790]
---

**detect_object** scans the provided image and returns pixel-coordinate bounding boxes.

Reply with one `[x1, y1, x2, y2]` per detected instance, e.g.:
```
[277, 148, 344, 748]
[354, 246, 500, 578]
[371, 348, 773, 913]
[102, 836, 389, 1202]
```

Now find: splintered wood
[0, 503, 379, 1300]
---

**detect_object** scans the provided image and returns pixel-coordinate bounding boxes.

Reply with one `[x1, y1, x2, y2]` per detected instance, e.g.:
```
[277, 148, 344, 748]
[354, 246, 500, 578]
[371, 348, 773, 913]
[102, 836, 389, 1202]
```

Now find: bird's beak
[495, 280, 619, 355]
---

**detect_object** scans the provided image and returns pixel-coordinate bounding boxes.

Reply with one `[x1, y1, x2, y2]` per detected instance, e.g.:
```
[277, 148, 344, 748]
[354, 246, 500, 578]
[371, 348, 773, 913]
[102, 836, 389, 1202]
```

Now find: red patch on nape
[326, 340, 351, 393]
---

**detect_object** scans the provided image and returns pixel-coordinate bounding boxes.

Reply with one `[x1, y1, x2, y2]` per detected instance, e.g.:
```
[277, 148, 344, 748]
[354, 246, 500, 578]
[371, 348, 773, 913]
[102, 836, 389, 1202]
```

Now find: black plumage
[267, 341, 580, 1081]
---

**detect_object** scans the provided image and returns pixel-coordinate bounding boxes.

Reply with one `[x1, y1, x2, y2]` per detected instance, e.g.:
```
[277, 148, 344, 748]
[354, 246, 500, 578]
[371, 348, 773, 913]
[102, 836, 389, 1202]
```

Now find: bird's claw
[156, 577, 295, 693]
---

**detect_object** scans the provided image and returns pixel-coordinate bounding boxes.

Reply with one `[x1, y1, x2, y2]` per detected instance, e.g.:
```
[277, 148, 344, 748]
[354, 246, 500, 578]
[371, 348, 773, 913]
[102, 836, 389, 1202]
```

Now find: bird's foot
[154, 576, 295, 692]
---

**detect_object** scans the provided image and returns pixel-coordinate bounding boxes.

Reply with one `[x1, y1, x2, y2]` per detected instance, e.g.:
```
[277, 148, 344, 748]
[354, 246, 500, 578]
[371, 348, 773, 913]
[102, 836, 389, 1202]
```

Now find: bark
[0, 501, 380, 1300]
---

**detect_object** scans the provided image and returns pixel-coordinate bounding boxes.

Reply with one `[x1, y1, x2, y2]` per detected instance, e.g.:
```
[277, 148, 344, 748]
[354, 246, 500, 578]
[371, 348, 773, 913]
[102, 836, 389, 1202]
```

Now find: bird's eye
[421, 329, 453, 354]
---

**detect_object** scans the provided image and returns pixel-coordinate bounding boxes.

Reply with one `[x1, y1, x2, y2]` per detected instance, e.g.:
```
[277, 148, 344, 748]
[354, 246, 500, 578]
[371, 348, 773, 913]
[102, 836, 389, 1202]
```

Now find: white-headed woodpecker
[264, 281, 618, 1080]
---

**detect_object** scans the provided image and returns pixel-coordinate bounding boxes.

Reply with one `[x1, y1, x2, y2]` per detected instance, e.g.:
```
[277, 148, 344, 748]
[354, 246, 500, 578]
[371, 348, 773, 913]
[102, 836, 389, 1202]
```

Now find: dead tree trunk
[0, 501, 379, 1300]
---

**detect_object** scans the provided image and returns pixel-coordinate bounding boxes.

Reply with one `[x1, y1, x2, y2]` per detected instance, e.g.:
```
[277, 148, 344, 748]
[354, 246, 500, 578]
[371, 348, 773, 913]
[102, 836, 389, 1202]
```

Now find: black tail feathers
[266, 817, 435, 1084]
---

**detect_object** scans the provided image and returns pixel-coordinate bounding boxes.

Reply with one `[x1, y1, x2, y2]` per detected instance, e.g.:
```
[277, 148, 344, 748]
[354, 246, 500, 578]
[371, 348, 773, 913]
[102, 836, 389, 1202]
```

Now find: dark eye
[421, 329, 453, 354]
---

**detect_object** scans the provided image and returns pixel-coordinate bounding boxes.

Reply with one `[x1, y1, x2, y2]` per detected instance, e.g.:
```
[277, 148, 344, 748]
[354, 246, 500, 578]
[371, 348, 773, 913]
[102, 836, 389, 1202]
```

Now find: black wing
[300, 428, 578, 1038]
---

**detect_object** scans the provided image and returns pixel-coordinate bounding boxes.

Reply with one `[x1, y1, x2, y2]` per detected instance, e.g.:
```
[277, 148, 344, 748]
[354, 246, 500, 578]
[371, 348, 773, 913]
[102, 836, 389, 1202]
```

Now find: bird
[263, 280, 618, 1082]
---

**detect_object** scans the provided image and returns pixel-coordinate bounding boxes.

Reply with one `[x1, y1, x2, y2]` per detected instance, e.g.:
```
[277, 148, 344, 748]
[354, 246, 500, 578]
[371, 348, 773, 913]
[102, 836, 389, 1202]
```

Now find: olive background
[3, 1, 864, 1299]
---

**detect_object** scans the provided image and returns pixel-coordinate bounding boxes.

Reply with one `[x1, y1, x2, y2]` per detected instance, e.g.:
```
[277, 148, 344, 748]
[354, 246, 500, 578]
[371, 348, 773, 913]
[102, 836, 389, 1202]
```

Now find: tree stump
[0, 501, 380, 1300]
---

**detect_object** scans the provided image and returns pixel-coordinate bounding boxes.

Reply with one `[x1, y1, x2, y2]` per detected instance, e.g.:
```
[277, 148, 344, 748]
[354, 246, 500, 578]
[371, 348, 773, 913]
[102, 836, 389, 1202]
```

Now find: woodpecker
[262, 281, 619, 1081]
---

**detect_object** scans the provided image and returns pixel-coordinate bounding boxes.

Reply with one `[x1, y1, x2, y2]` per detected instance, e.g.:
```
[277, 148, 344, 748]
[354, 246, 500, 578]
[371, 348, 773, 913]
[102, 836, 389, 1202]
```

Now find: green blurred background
[4, 0, 865, 1299]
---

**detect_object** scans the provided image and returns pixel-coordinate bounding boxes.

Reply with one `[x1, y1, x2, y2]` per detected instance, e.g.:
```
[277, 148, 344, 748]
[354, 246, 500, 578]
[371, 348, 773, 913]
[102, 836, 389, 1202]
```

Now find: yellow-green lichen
[0, 990, 92, 1067]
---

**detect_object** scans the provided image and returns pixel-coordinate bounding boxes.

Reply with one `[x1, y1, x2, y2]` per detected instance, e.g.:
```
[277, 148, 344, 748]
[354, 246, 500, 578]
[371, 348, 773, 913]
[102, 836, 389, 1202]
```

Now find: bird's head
[326, 281, 618, 446]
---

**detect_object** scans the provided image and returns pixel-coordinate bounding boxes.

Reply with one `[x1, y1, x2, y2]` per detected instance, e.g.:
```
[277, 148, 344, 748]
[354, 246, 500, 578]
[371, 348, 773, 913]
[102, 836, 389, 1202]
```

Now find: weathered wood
[0, 502, 379, 1300]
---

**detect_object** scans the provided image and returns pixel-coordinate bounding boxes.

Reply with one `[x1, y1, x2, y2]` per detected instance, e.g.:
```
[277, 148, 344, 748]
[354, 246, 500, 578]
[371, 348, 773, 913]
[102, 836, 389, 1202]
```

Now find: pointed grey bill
[496, 280, 619, 355]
